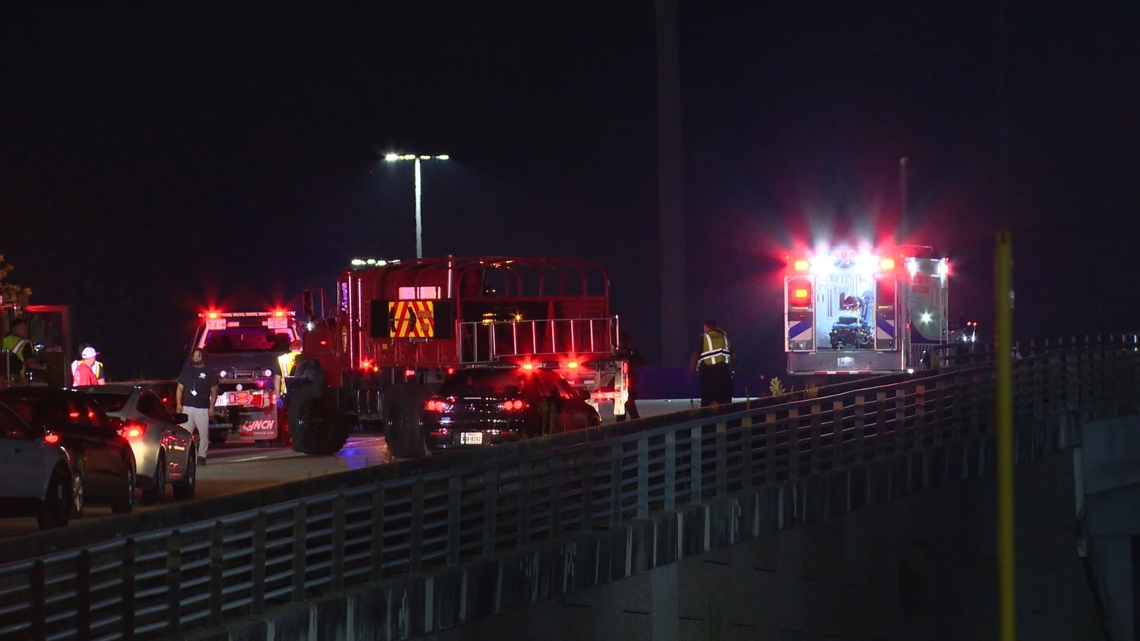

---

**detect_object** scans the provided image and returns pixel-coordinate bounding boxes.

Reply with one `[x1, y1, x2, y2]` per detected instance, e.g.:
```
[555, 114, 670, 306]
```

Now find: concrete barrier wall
[191, 417, 1103, 641]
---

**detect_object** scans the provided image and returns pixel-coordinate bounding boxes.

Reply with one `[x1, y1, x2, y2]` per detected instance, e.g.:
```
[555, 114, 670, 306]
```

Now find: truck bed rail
[458, 317, 618, 364]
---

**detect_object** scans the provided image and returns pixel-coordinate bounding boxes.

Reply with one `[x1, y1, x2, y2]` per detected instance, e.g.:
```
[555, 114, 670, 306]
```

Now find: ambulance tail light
[879, 257, 895, 271]
[788, 279, 813, 308]
[792, 259, 810, 272]
[44, 432, 61, 445]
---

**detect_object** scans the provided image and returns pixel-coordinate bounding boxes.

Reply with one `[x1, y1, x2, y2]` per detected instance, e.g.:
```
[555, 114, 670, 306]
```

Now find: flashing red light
[879, 257, 896, 270]
[793, 259, 810, 271]
[69, 411, 79, 419]
[503, 399, 526, 411]
[793, 288, 808, 299]
[522, 363, 534, 371]
[44, 433, 60, 445]
[566, 361, 579, 369]
[404, 369, 415, 377]
[446, 367, 455, 375]
[208, 311, 219, 320]
[274, 309, 285, 317]
[319, 340, 328, 346]
[361, 359, 372, 370]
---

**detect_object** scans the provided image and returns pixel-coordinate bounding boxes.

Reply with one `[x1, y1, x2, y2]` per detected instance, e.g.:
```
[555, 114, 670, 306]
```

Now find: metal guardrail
[1, 336, 1139, 640]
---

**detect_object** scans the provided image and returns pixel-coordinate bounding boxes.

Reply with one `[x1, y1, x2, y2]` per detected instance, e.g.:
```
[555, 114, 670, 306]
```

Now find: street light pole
[385, 153, 449, 259]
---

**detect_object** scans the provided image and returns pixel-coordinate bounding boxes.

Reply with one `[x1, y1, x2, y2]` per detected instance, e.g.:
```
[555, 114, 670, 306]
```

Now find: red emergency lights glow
[43, 433, 60, 445]
[404, 369, 415, 377]
[522, 363, 534, 370]
[879, 258, 896, 270]
[274, 309, 285, 317]
[208, 311, 219, 319]
[793, 288, 809, 299]
[793, 259, 810, 271]
[566, 361, 579, 369]
[502, 399, 526, 411]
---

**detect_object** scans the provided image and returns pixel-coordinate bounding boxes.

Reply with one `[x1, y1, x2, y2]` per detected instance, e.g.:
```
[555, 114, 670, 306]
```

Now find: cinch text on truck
[286, 256, 628, 457]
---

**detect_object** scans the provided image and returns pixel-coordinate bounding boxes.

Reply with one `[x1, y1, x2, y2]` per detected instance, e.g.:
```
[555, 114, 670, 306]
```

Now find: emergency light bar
[198, 311, 296, 318]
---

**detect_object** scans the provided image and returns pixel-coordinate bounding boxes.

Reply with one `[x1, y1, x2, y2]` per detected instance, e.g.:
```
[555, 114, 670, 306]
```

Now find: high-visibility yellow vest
[3, 335, 30, 381]
[277, 351, 299, 394]
[698, 330, 731, 366]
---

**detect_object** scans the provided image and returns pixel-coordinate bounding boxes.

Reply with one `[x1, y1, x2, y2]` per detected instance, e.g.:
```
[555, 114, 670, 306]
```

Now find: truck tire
[384, 384, 427, 459]
[290, 395, 349, 456]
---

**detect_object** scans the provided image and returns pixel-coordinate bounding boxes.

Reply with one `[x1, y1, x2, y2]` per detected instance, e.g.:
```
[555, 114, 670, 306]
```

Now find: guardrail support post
[447, 477, 461, 566]
[332, 494, 347, 592]
[370, 489, 386, 581]
[76, 549, 90, 641]
[31, 559, 45, 641]
[209, 522, 225, 627]
[166, 531, 181, 635]
[122, 538, 135, 640]
[252, 513, 266, 614]
[292, 504, 308, 602]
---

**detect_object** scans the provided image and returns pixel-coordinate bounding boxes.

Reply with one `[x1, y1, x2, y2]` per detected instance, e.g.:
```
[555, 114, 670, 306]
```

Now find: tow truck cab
[188, 309, 298, 445]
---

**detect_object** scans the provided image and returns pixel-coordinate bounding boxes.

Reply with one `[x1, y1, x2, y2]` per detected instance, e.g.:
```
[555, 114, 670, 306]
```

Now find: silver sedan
[77, 384, 198, 503]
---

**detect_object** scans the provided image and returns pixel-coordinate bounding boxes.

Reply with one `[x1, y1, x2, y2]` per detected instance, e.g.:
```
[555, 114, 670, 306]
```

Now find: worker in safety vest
[275, 340, 303, 401]
[2, 319, 46, 383]
[689, 319, 733, 407]
[71, 344, 106, 385]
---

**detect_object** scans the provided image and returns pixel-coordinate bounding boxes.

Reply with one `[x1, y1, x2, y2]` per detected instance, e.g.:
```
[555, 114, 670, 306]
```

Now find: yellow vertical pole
[995, 230, 1016, 640]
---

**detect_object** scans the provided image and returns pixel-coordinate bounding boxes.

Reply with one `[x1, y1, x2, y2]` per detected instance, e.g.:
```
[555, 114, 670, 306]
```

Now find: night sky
[2, 3, 1137, 387]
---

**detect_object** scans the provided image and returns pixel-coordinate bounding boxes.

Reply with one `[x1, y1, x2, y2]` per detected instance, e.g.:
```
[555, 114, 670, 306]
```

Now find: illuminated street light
[385, 153, 450, 259]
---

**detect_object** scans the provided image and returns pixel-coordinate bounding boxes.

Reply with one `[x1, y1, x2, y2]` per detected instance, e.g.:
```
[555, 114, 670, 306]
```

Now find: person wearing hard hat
[71, 345, 106, 386]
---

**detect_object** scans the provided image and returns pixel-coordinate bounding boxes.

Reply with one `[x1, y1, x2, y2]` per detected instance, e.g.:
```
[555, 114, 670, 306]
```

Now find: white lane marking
[227, 455, 269, 463]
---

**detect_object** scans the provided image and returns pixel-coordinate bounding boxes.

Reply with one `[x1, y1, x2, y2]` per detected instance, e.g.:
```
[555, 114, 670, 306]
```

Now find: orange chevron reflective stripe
[388, 301, 436, 338]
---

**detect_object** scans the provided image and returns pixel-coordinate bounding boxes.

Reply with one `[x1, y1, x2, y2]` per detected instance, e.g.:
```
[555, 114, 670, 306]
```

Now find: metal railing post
[31, 559, 45, 641]
[370, 489, 386, 581]
[292, 504, 308, 602]
[117, 539, 135, 640]
[209, 522, 226, 627]
[252, 513, 266, 615]
[332, 494, 347, 592]
[76, 549, 91, 641]
[166, 531, 182, 635]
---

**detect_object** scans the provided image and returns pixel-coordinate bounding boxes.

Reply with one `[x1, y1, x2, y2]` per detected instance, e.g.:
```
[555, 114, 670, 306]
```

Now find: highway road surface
[0, 398, 733, 540]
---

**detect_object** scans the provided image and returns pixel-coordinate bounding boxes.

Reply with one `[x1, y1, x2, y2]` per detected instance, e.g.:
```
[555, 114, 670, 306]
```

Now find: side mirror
[172, 413, 188, 425]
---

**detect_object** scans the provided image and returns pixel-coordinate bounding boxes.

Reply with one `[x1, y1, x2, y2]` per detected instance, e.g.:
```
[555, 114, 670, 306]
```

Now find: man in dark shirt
[175, 348, 219, 466]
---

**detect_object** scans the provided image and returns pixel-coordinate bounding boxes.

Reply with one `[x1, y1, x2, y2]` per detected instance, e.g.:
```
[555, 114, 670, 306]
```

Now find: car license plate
[460, 432, 483, 445]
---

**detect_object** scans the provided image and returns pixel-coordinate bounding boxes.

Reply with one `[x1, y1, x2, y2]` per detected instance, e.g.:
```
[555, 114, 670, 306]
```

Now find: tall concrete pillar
[657, 0, 688, 367]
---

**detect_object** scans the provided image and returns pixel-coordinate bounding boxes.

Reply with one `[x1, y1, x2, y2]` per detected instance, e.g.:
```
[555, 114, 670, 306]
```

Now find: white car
[0, 400, 72, 529]
[78, 384, 197, 504]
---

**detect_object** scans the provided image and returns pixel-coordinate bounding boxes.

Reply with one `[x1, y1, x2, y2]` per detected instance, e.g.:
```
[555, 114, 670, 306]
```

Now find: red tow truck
[287, 256, 628, 457]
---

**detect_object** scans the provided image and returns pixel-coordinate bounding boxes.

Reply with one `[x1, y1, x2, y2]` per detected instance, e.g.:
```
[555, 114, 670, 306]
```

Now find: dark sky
[2, 2, 1137, 384]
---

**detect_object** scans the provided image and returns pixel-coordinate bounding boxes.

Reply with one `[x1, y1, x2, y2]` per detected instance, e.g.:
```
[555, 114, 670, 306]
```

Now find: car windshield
[88, 393, 131, 414]
[202, 328, 294, 353]
[439, 369, 538, 397]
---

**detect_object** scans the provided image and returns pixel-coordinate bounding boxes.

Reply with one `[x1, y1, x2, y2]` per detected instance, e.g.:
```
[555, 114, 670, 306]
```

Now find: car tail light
[425, 398, 450, 412]
[120, 420, 146, 439]
[44, 433, 61, 445]
[502, 399, 527, 411]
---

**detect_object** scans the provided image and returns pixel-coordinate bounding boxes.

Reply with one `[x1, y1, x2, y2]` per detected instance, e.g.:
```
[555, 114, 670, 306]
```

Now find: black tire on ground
[385, 384, 427, 460]
[36, 464, 71, 530]
[71, 463, 86, 519]
[173, 446, 196, 500]
[290, 397, 349, 455]
[142, 452, 166, 504]
[109, 451, 136, 514]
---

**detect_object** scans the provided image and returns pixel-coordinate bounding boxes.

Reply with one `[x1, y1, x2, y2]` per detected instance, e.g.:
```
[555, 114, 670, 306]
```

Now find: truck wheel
[384, 384, 427, 459]
[290, 397, 349, 456]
